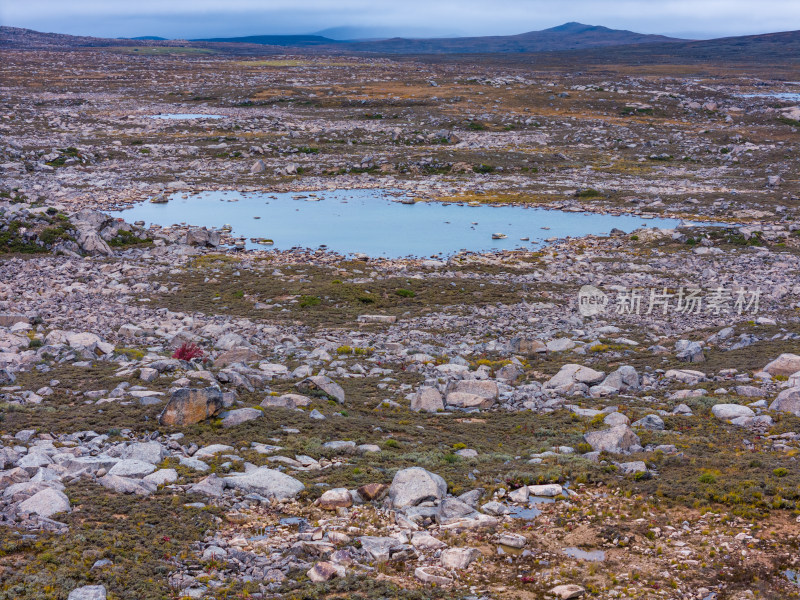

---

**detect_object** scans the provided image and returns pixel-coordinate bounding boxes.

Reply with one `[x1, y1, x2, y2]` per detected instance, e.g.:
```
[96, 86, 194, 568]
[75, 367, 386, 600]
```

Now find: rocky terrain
[1, 36, 800, 600]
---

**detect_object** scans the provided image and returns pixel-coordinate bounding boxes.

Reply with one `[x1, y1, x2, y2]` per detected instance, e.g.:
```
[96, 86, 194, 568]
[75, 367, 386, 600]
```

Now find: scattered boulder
[603, 412, 629, 426]
[583, 425, 640, 454]
[223, 467, 305, 500]
[441, 547, 480, 569]
[317, 488, 353, 509]
[764, 354, 800, 377]
[307, 561, 345, 582]
[184, 227, 220, 248]
[528, 484, 563, 497]
[389, 467, 447, 509]
[448, 380, 498, 400]
[415, 566, 453, 586]
[711, 404, 755, 421]
[76, 228, 112, 255]
[546, 338, 576, 352]
[411, 387, 444, 412]
[550, 584, 585, 599]
[16, 487, 71, 518]
[601, 365, 639, 391]
[121, 441, 167, 464]
[261, 393, 311, 409]
[358, 536, 413, 562]
[215, 347, 262, 367]
[158, 387, 224, 427]
[631, 414, 665, 431]
[68, 586, 107, 600]
[445, 391, 495, 410]
[296, 375, 345, 403]
[675, 340, 704, 363]
[510, 337, 547, 355]
[99, 474, 156, 496]
[545, 364, 605, 389]
[769, 388, 800, 415]
[107, 459, 157, 478]
[498, 532, 527, 548]
[357, 483, 389, 501]
[219, 407, 262, 428]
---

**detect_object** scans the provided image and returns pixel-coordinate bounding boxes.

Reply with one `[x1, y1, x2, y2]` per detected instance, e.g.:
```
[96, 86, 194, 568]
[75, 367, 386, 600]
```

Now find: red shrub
[172, 342, 204, 361]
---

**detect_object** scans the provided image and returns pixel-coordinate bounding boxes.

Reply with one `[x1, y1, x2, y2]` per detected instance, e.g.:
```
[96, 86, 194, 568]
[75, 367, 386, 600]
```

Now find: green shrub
[699, 472, 716, 484]
[299, 295, 321, 308]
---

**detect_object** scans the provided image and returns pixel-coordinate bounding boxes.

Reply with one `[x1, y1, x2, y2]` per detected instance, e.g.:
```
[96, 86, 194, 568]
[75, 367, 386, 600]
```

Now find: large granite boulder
[769, 388, 800, 414]
[389, 467, 447, 509]
[583, 425, 640, 454]
[764, 354, 800, 377]
[158, 387, 224, 427]
[223, 467, 305, 500]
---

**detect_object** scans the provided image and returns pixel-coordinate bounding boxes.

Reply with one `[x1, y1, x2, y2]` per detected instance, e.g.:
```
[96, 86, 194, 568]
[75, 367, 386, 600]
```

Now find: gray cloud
[2, 0, 798, 40]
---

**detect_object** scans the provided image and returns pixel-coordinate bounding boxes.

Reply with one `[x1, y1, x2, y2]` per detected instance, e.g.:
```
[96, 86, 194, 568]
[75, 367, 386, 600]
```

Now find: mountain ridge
[193, 22, 685, 53]
[2, 24, 798, 66]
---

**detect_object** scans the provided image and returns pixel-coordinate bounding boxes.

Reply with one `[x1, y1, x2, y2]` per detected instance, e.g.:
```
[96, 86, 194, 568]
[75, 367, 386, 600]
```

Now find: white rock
[711, 404, 755, 420]
[16, 487, 71, 517]
[223, 467, 305, 499]
[764, 354, 800, 377]
[389, 467, 447, 508]
[441, 547, 480, 569]
[143, 468, 178, 486]
[68, 585, 107, 600]
[769, 388, 800, 414]
[108, 459, 157, 478]
[528, 484, 563, 497]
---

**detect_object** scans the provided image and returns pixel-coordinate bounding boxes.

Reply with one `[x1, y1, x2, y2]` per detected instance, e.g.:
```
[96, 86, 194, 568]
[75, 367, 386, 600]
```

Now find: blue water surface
[112, 189, 686, 258]
[740, 93, 800, 101]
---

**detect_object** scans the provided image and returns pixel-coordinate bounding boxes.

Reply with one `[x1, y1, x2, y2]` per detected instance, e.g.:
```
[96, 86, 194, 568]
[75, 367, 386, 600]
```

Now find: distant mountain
[3, 24, 799, 66]
[0, 26, 182, 49]
[313, 26, 463, 41]
[192, 34, 339, 46]
[196, 22, 684, 53]
[539, 28, 800, 65]
[334, 22, 685, 53]
[130, 36, 167, 40]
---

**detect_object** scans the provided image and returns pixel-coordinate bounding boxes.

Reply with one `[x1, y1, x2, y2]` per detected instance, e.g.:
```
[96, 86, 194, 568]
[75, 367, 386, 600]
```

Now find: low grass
[0, 487, 217, 600]
[106, 46, 216, 55]
[151, 261, 527, 328]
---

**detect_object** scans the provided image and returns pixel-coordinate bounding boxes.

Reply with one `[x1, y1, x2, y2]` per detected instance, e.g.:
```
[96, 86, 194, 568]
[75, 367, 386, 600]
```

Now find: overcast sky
[2, 0, 798, 40]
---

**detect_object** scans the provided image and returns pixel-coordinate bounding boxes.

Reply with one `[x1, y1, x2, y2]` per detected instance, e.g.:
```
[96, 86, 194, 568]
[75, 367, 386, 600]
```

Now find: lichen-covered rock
[158, 387, 224, 427]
